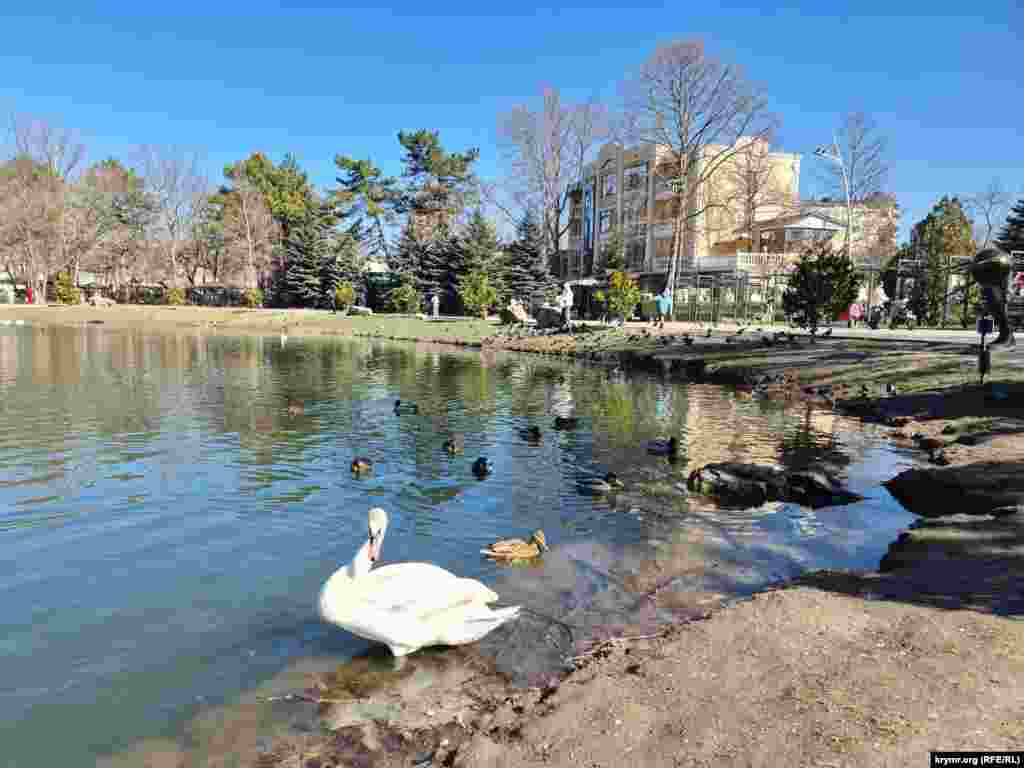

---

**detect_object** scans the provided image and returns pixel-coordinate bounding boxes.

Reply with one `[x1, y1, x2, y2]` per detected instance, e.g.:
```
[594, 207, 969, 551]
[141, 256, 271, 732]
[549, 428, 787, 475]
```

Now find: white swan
[318, 508, 520, 657]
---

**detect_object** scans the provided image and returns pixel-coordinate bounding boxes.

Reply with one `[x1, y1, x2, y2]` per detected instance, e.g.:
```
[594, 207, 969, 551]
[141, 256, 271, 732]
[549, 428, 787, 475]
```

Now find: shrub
[166, 287, 186, 306]
[243, 288, 264, 309]
[334, 282, 356, 310]
[457, 269, 498, 319]
[54, 272, 81, 305]
[782, 244, 860, 337]
[600, 270, 642, 320]
[387, 283, 421, 314]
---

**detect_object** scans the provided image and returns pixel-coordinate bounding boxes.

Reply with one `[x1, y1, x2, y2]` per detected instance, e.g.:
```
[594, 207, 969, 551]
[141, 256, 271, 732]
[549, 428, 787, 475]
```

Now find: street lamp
[813, 138, 852, 261]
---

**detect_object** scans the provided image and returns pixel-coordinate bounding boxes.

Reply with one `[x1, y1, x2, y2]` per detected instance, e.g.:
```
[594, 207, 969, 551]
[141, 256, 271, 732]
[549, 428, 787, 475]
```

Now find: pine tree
[502, 210, 553, 304]
[995, 198, 1024, 255]
[320, 231, 361, 306]
[283, 213, 328, 307]
[457, 212, 503, 314]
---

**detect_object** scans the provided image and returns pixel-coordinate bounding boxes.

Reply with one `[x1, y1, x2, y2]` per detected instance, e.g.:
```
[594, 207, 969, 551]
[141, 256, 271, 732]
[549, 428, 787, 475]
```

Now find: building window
[624, 163, 648, 191]
[602, 173, 617, 196]
[627, 241, 646, 269]
[599, 209, 612, 234]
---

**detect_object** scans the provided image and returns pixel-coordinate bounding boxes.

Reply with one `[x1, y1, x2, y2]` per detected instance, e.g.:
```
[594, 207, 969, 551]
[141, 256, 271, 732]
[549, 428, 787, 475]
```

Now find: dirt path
[257, 579, 1023, 768]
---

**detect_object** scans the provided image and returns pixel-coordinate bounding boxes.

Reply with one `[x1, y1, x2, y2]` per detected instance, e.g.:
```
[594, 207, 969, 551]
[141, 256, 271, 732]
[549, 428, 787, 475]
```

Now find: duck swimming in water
[443, 435, 465, 455]
[351, 457, 373, 475]
[472, 457, 491, 478]
[394, 399, 418, 415]
[481, 530, 548, 561]
[553, 416, 579, 430]
[577, 472, 624, 494]
[519, 426, 543, 443]
[646, 436, 679, 456]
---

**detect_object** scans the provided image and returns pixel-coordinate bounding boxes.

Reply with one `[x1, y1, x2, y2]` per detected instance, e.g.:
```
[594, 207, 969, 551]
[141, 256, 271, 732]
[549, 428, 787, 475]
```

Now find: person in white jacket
[559, 283, 574, 328]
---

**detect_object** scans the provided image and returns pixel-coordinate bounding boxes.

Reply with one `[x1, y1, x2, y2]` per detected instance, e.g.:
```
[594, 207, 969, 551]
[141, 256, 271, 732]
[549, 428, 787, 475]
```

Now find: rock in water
[686, 462, 863, 510]
[883, 461, 1024, 517]
[535, 306, 562, 330]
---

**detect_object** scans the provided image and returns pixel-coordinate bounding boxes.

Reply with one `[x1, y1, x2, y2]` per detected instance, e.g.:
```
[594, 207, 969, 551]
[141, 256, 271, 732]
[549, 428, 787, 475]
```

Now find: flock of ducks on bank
[327, 396, 681, 564]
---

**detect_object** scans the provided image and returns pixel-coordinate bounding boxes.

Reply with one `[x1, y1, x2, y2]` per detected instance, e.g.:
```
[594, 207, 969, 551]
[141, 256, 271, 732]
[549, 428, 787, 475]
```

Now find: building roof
[756, 211, 846, 231]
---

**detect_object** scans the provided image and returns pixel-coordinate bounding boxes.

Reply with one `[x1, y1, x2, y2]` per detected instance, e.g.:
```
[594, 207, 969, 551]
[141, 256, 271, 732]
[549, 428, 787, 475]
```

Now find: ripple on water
[0, 330, 917, 768]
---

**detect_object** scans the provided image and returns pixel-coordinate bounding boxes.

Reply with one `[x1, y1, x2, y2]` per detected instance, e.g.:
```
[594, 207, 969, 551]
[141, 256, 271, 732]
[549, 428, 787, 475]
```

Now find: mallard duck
[394, 399, 418, 415]
[351, 457, 373, 475]
[472, 457, 491, 478]
[287, 401, 304, 416]
[553, 416, 579, 430]
[577, 472, 624, 494]
[443, 435, 465, 455]
[647, 436, 679, 456]
[519, 426, 543, 443]
[481, 530, 548, 561]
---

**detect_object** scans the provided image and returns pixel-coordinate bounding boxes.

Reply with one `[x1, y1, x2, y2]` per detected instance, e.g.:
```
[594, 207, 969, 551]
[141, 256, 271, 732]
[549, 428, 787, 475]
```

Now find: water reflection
[0, 325, 916, 767]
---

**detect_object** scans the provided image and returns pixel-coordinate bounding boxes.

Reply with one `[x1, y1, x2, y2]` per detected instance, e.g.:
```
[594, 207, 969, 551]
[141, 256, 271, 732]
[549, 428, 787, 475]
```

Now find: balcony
[693, 252, 796, 273]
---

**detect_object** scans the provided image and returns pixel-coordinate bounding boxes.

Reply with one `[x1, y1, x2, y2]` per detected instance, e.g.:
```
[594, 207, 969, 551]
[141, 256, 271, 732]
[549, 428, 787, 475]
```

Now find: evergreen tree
[458, 209, 500, 273]
[502, 210, 554, 304]
[320, 232, 361, 306]
[283, 213, 328, 307]
[910, 196, 975, 324]
[455, 211, 502, 314]
[782, 243, 861, 337]
[995, 198, 1024, 255]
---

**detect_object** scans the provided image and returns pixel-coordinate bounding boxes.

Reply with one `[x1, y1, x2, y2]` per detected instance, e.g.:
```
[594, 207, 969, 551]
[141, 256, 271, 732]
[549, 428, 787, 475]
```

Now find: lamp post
[814, 138, 852, 261]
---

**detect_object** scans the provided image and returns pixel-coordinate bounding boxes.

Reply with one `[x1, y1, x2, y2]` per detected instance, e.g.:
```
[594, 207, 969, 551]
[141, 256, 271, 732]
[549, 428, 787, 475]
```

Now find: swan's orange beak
[368, 534, 381, 563]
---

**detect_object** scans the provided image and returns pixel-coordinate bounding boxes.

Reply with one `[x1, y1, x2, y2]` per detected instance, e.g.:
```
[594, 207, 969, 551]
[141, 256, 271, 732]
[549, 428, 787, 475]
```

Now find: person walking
[559, 283, 574, 329]
[654, 286, 671, 329]
[431, 293, 440, 319]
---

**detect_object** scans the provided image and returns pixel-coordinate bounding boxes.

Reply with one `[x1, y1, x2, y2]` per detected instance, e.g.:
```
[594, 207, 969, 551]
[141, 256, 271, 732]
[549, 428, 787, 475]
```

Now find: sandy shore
[10, 303, 1024, 766]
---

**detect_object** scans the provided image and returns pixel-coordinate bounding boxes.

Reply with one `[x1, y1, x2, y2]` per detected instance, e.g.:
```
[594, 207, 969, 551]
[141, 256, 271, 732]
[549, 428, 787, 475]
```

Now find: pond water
[0, 324, 918, 766]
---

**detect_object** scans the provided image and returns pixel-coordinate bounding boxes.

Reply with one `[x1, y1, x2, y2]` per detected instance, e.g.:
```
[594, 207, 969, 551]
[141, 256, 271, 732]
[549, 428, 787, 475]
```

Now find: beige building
[801, 195, 901, 267]
[564, 137, 801, 292]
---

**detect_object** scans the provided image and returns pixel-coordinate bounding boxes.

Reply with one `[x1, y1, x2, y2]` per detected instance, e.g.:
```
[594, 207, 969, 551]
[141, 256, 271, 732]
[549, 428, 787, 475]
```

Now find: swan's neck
[345, 540, 373, 580]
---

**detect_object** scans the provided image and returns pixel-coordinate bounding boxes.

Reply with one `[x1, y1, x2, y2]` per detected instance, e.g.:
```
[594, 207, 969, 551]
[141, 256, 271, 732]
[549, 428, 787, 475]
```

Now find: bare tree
[138, 145, 206, 286]
[496, 86, 609, 257]
[218, 177, 279, 288]
[966, 177, 1012, 248]
[816, 112, 888, 203]
[619, 38, 776, 304]
[8, 115, 87, 299]
[704, 133, 799, 252]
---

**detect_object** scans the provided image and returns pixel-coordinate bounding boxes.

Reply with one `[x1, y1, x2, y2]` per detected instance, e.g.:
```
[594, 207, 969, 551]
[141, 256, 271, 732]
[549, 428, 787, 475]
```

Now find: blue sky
[1, 0, 1021, 242]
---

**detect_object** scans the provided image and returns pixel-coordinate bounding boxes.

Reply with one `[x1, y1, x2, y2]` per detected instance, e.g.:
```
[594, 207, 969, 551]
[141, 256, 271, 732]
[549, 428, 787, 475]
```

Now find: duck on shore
[472, 457, 491, 478]
[481, 530, 548, 561]
[287, 401, 304, 417]
[351, 457, 373, 475]
[577, 472, 624, 494]
[647, 436, 679, 456]
[443, 435, 465, 455]
[394, 399, 418, 415]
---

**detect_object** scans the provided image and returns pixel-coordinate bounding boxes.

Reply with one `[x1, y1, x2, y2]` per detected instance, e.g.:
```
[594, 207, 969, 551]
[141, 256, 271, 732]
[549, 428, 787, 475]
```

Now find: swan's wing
[356, 563, 499, 615]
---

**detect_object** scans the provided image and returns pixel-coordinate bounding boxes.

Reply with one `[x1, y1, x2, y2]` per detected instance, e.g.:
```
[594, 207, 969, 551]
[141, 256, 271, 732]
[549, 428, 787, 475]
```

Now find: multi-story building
[801, 194, 901, 267]
[564, 137, 801, 293]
